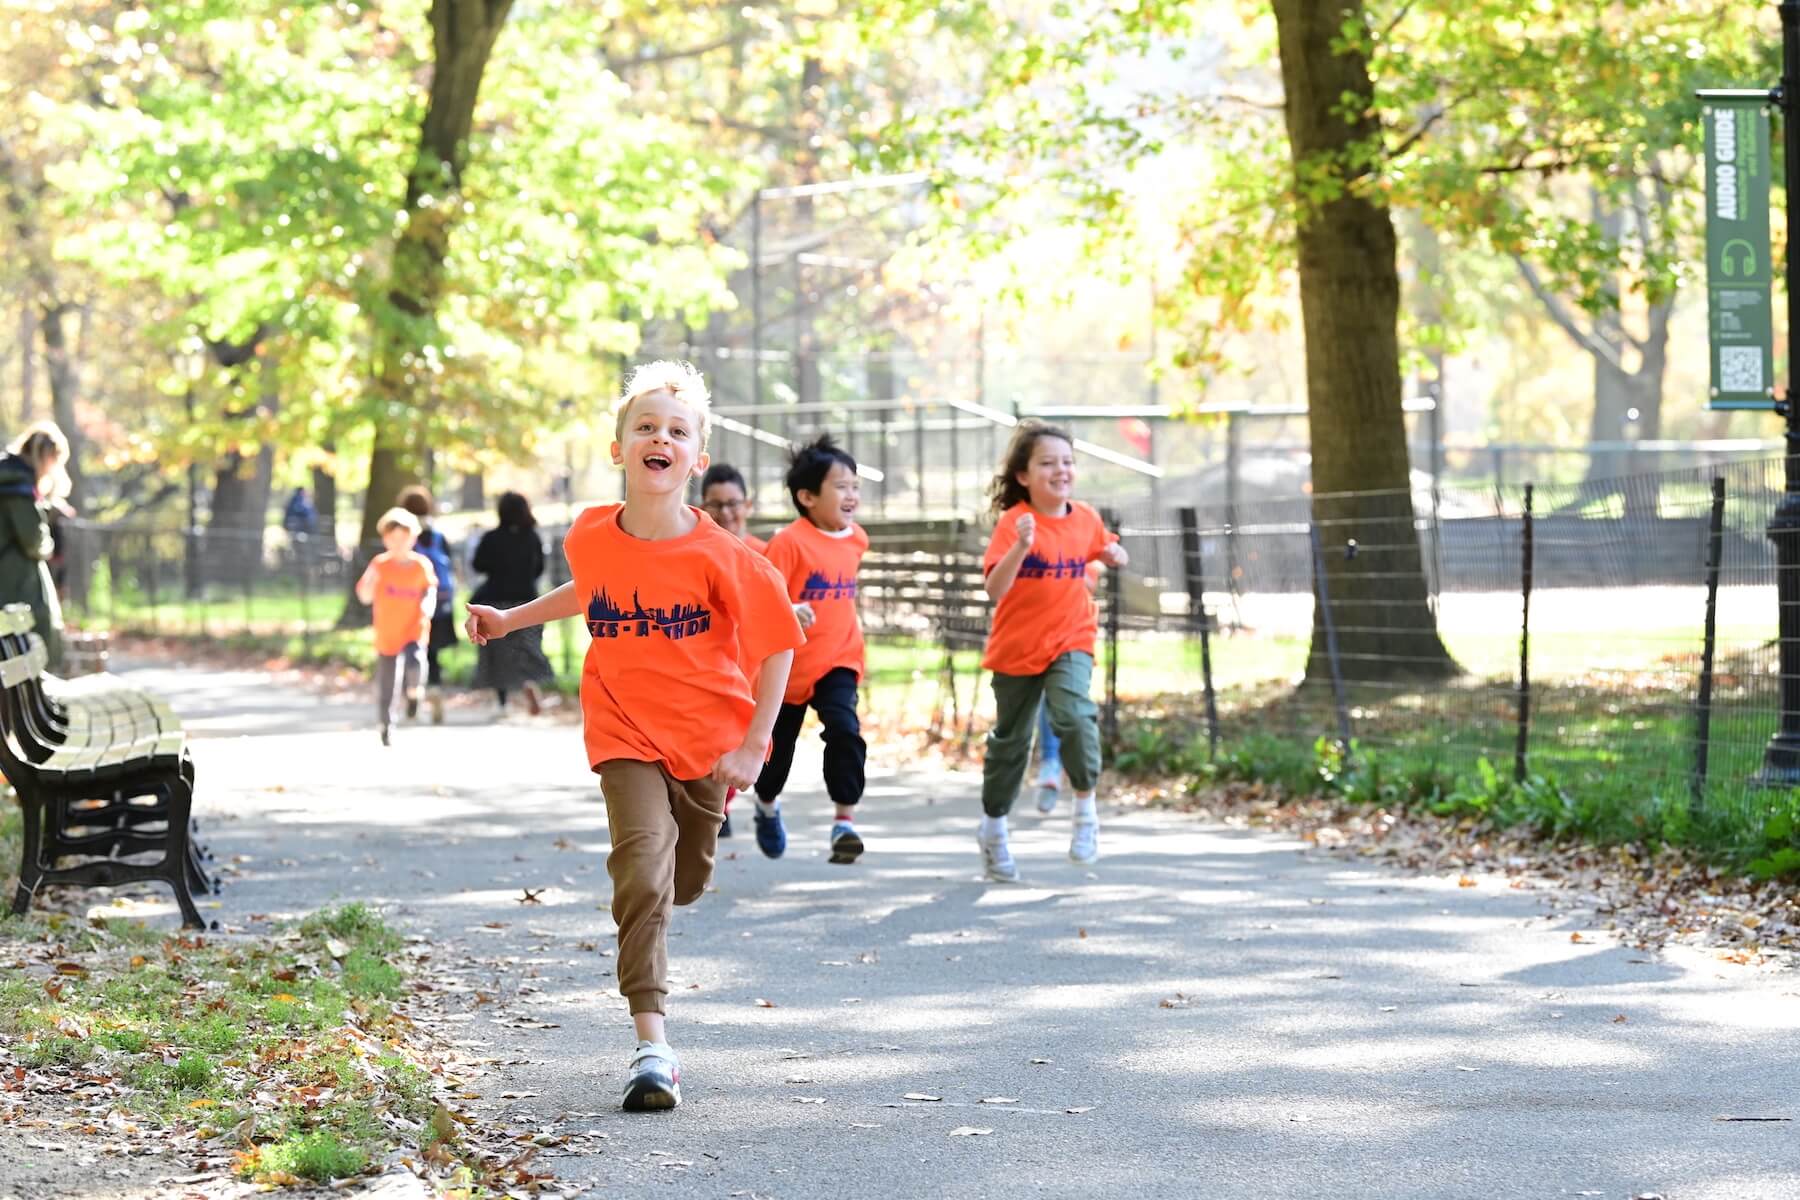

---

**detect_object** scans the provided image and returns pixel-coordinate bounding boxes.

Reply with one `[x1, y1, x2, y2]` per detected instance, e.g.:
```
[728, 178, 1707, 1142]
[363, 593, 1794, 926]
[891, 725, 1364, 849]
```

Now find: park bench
[1, 612, 213, 928]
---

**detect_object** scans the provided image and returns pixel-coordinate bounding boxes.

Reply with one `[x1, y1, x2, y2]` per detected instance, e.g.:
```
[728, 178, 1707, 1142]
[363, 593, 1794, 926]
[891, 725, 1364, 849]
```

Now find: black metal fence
[46, 457, 1800, 852]
[1118, 458, 1795, 855]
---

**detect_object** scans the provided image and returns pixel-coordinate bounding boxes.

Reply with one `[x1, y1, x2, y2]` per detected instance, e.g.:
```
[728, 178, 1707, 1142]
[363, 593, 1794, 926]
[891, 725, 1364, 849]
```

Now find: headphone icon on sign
[1721, 239, 1757, 277]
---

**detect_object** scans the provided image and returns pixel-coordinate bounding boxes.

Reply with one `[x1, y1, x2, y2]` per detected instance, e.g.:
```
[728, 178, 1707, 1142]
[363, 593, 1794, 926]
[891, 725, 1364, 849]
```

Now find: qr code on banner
[1720, 346, 1764, 394]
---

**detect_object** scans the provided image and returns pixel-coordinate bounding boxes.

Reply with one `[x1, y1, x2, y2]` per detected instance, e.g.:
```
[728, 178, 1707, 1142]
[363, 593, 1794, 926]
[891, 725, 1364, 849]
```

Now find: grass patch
[0, 903, 470, 1188]
[1114, 681, 1800, 879]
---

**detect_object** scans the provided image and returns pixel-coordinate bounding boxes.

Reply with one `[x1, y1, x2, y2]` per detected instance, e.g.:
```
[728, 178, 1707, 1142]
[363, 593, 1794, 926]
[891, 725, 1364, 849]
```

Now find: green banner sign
[1704, 96, 1776, 411]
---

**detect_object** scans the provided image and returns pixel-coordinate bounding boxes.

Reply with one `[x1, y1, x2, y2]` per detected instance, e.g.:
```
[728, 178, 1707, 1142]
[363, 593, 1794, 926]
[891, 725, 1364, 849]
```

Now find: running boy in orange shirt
[977, 421, 1128, 882]
[751, 435, 870, 864]
[466, 362, 802, 1112]
[354, 507, 436, 747]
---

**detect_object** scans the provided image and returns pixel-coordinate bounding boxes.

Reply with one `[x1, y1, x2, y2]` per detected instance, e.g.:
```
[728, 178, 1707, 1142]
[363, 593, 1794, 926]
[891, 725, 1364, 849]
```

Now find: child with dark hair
[751, 435, 870, 864]
[977, 421, 1128, 881]
[700, 463, 765, 554]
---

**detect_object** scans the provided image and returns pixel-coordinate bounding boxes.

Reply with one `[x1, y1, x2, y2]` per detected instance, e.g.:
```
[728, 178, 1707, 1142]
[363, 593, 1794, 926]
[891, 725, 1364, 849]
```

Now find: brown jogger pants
[597, 758, 726, 1016]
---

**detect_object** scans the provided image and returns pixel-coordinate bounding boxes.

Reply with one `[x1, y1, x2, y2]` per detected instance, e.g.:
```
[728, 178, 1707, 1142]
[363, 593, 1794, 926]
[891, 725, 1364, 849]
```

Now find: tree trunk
[18, 304, 36, 423]
[39, 302, 85, 511]
[1271, 0, 1458, 686]
[344, 0, 514, 624]
[354, 0, 516, 554]
[458, 471, 485, 512]
[311, 458, 338, 547]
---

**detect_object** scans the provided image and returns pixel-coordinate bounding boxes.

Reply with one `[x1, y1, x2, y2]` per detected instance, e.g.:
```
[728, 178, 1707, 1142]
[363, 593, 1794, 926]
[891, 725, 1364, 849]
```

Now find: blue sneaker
[829, 821, 864, 864]
[753, 806, 787, 859]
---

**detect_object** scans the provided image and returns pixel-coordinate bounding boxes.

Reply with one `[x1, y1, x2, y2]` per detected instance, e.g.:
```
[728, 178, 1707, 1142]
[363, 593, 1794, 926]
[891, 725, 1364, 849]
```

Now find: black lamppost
[1759, 1, 1800, 782]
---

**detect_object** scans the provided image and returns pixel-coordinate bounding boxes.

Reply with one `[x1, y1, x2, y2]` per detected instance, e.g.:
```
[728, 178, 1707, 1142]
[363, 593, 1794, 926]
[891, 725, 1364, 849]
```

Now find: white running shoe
[978, 833, 1021, 883]
[622, 1041, 681, 1111]
[1069, 819, 1099, 866]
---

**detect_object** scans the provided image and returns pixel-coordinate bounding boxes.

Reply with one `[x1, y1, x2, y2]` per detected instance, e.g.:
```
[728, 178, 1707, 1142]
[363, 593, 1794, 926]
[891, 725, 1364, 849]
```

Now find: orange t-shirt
[763, 518, 869, 704]
[981, 501, 1117, 676]
[369, 551, 434, 656]
[564, 504, 804, 780]
[743, 533, 768, 554]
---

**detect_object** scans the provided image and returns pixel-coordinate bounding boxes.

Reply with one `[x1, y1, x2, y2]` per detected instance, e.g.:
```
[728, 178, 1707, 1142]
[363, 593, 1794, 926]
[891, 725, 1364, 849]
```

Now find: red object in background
[1117, 417, 1152, 459]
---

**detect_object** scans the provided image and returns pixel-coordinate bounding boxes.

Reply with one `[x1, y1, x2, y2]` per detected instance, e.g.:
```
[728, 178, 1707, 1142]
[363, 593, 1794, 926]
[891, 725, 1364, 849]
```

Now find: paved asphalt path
[94, 660, 1800, 1199]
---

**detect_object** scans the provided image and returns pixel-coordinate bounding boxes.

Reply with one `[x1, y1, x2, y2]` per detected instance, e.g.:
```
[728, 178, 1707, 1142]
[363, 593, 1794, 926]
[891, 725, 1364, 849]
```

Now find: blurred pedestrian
[282, 486, 318, 536]
[0, 422, 72, 668]
[470, 491, 555, 715]
[397, 485, 457, 724]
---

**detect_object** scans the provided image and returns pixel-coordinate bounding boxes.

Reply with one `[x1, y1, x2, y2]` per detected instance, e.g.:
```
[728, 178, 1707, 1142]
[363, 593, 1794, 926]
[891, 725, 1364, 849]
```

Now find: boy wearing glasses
[700, 464, 764, 553]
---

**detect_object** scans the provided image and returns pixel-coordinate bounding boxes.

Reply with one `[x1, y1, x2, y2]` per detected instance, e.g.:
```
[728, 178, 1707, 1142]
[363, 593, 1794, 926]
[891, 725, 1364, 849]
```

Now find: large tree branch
[1514, 256, 1624, 371]
[604, 31, 746, 74]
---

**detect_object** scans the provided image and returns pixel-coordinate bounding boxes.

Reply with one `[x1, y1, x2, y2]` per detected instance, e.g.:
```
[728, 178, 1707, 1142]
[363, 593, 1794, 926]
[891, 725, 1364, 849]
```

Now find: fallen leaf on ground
[947, 1127, 992, 1137]
[1457, 876, 1477, 887]
[1066, 1106, 1095, 1114]
[903, 1093, 942, 1102]
[1569, 933, 1586, 944]
[1612, 1014, 1629, 1024]
[1159, 994, 1190, 1009]
[754, 998, 777, 1008]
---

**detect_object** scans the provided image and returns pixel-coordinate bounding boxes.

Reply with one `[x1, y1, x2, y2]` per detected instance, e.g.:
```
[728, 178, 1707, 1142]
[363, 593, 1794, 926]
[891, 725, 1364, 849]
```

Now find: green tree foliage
[874, 0, 1769, 682]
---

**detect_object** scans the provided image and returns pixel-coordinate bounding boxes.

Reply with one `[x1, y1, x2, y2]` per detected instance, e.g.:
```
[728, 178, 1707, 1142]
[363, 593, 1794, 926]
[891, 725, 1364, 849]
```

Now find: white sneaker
[622, 1041, 681, 1111]
[1069, 819, 1099, 865]
[978, 833, 1021, 883]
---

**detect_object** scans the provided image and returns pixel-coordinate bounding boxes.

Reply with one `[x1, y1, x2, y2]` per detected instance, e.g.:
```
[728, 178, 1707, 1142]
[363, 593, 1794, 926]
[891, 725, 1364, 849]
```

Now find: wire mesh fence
[44, 456, 1800, 854]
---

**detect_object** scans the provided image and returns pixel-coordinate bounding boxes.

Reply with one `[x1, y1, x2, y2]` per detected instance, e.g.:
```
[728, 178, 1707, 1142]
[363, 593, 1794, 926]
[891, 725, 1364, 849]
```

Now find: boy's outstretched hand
[792, 601, 816, 630]
[712, 742, 766, 791]
[464, 604, 509, 646]
[1099, 542, 1129, 569]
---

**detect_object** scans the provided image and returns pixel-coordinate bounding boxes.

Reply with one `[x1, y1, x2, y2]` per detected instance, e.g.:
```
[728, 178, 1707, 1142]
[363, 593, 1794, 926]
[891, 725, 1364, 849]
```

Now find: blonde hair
[613, 360, 713, 451]
[376, 507, 421, 537]
[9, 421, 71, 504]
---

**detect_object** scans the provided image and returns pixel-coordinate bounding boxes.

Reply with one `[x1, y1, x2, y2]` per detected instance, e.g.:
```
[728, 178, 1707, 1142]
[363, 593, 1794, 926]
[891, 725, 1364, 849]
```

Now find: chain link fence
[46, 455, 1800, 854]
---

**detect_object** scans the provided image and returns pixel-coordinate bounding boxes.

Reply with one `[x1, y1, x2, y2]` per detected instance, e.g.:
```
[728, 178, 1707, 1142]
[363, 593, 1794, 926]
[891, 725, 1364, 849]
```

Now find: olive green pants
[981, 651, 1099, 818]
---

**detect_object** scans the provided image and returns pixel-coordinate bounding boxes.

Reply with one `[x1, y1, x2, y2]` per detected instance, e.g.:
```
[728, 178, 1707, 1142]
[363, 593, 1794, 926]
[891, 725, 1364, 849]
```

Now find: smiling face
[380, 524, 418, 555]
[611, 388, 709, 499]
[798, 461, 860, 532]
[700, 479, 750, 538]
[1015, 434, 1075, 513]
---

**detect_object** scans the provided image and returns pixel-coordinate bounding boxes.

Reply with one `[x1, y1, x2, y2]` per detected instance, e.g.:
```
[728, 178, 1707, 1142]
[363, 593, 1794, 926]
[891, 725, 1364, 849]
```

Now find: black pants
[755, 667, 865, 809]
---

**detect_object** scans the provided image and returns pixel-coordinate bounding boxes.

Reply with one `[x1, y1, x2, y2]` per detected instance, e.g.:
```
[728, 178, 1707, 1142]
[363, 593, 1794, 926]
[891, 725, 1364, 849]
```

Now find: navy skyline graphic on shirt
[799, 570, 858, 601]
[1018, 552, 1089, 580]
[586, 586, 713, 641]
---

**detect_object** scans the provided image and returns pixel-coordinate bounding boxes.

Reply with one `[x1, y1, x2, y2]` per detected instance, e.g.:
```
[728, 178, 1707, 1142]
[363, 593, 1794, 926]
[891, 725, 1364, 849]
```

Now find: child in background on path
[701, 463, 765, 554]
[398, 485, 457, 725]
[466, 361, 801, 1112]
[977, 421, 1128, 882]
[355, 508, 436, 747]
[700, 462, 764, 839]
[752, 436, 870, 864]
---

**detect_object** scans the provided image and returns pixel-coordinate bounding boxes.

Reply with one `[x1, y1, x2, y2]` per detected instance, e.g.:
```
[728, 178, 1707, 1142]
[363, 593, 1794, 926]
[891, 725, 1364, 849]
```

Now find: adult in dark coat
[0, 423, 71, 668]
[471, 491, 555, 714]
